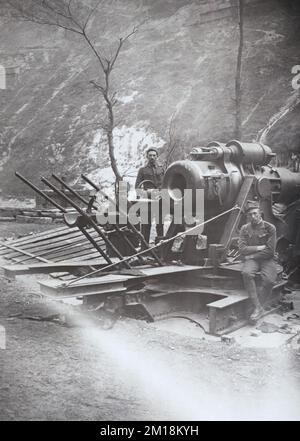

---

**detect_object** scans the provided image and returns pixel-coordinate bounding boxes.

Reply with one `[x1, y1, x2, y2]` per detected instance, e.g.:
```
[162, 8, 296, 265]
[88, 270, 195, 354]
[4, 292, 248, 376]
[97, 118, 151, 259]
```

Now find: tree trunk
[235, 0, 244, 140]
[104, 70, 122, 183]
[106, 102, 122, 183]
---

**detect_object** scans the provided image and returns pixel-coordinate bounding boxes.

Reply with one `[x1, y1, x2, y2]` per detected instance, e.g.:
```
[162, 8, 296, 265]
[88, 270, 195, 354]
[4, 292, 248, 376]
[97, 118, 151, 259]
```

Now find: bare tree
[6, 0, 142, 183]
[234, 0, 244, 140]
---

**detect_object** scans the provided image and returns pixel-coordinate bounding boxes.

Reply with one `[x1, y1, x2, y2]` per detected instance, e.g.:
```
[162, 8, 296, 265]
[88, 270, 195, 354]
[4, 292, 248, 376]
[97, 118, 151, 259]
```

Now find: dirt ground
[0, 222, 300, 421]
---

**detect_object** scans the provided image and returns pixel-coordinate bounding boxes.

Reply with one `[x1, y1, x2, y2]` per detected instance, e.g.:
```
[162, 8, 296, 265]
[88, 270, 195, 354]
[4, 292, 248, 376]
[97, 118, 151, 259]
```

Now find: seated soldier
[238, 201, 277, 322]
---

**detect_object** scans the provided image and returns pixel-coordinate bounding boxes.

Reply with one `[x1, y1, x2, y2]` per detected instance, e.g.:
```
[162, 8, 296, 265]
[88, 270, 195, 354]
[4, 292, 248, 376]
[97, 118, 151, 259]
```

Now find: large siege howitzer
[1, 141, 300, 335]
[163, 140, 300, 265]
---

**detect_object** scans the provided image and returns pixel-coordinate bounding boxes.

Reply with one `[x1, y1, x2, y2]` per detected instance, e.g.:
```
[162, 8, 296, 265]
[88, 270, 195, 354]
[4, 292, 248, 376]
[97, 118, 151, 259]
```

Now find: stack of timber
[0, 225, 111, 280]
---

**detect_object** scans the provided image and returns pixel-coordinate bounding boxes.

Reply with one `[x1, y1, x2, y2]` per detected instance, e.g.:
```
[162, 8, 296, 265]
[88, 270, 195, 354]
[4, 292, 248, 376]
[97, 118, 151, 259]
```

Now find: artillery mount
[1, 141, 299, 335]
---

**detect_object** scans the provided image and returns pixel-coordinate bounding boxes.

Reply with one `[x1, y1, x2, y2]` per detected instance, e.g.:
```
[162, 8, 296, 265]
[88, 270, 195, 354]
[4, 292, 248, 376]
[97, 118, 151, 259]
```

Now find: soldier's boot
[243, 274, 264, 322]
[250, 305, 264, 322]
[249, 292, 264, 321]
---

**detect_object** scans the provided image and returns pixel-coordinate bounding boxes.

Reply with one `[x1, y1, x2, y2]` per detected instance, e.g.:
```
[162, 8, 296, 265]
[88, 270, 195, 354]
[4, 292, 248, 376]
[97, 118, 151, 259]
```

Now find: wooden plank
[0, 223, 120, 252]
[7, 247, 101, 264]
[63, 253, 107, 263]
[1, 260, 106, 277]
[38, 241, 104, 261]
[0, 229, 87, 257]
[40, 281, 128, 298]
[0, 230, 97, 257]
[43, 286, 127, 299]
[53, 249, 104, 262]
[7, 251, 104, 265]
[208, 293, 248, 309]
[0, 241, 51, 263]
[8, 256, 49, 264]
[0, 226, 119, 258]
[0, 225, 71, 245]
[0, 227, 106, 259]
[0, 231, 85, 255]
[1, 239, 84, 259]
[0, 227, 104, 254]
[38, 265, 206, 297]
[0, 226, 73, 250]
[4, 236, 104, 262]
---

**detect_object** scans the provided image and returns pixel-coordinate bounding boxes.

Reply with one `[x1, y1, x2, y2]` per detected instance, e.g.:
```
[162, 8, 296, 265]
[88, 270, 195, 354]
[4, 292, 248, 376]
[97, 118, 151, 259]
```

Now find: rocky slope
[0, 0, 299, 195]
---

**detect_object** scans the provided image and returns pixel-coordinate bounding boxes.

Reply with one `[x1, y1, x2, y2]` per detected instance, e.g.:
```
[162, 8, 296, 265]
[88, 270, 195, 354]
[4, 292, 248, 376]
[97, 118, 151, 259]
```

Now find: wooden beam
[38, 265, 206, 297]
[1, 260, 107, 278]
[0, 241, 51, 263]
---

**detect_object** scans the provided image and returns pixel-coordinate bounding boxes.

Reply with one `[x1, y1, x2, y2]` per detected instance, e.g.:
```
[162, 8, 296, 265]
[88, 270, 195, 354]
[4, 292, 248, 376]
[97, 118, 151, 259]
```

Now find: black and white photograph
[0, 0, 300, 423]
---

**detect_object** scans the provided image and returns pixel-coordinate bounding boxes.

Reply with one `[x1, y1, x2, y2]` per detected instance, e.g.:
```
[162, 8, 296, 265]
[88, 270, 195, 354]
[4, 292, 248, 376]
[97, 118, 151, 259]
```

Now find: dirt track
[0, 222, 300, 421]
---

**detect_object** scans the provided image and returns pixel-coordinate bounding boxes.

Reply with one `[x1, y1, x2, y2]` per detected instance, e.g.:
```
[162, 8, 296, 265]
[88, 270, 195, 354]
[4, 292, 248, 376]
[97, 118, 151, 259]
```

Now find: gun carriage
[1, 141, 299, 335]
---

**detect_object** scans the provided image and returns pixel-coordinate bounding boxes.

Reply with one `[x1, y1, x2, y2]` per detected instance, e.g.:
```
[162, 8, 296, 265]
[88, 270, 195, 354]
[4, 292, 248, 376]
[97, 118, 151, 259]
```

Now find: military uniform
[238, 220, 277, 307]
[135, 163, 165, 190]
[135, 162, 165, 248]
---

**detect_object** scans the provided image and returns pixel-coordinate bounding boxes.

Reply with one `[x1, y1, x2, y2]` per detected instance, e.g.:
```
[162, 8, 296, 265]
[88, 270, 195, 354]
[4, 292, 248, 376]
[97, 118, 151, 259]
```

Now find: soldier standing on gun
[238, 201, 277, 322]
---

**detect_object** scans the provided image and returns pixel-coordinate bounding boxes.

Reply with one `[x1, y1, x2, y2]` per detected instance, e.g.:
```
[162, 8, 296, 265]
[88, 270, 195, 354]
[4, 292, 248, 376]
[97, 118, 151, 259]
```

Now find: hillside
[0, 0, 299, 195]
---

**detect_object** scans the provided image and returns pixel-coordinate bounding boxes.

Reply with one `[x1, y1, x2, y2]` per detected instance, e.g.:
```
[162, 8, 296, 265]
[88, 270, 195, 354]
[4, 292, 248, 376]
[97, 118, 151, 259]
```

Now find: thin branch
[66, 0, 84, 31]
[109, 39, 123, 72]
[90, 80, 105, 93]
[82, 29, 106, 72]
[7, 0, 84, 34]
[9, 13, 83, 34]
[110, 26, 138, 71]
[39, 0, 73, 21]
[82, 0, 102, 32]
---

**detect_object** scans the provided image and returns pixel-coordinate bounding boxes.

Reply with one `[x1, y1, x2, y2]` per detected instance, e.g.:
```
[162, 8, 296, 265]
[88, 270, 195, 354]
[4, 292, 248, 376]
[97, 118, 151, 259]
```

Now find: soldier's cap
[245, 200, 260, 213]
[146, 147, 159, 155]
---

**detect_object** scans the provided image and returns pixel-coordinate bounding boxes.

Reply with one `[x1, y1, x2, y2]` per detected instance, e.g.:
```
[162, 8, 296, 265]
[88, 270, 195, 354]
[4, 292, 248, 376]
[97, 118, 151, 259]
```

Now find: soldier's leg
[260, 259, 277, 306]
[156, 201, 164, 238]
[141, 224, 151, 250]
[242, 259, 263, 319]
[141, 203, 152, 250]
